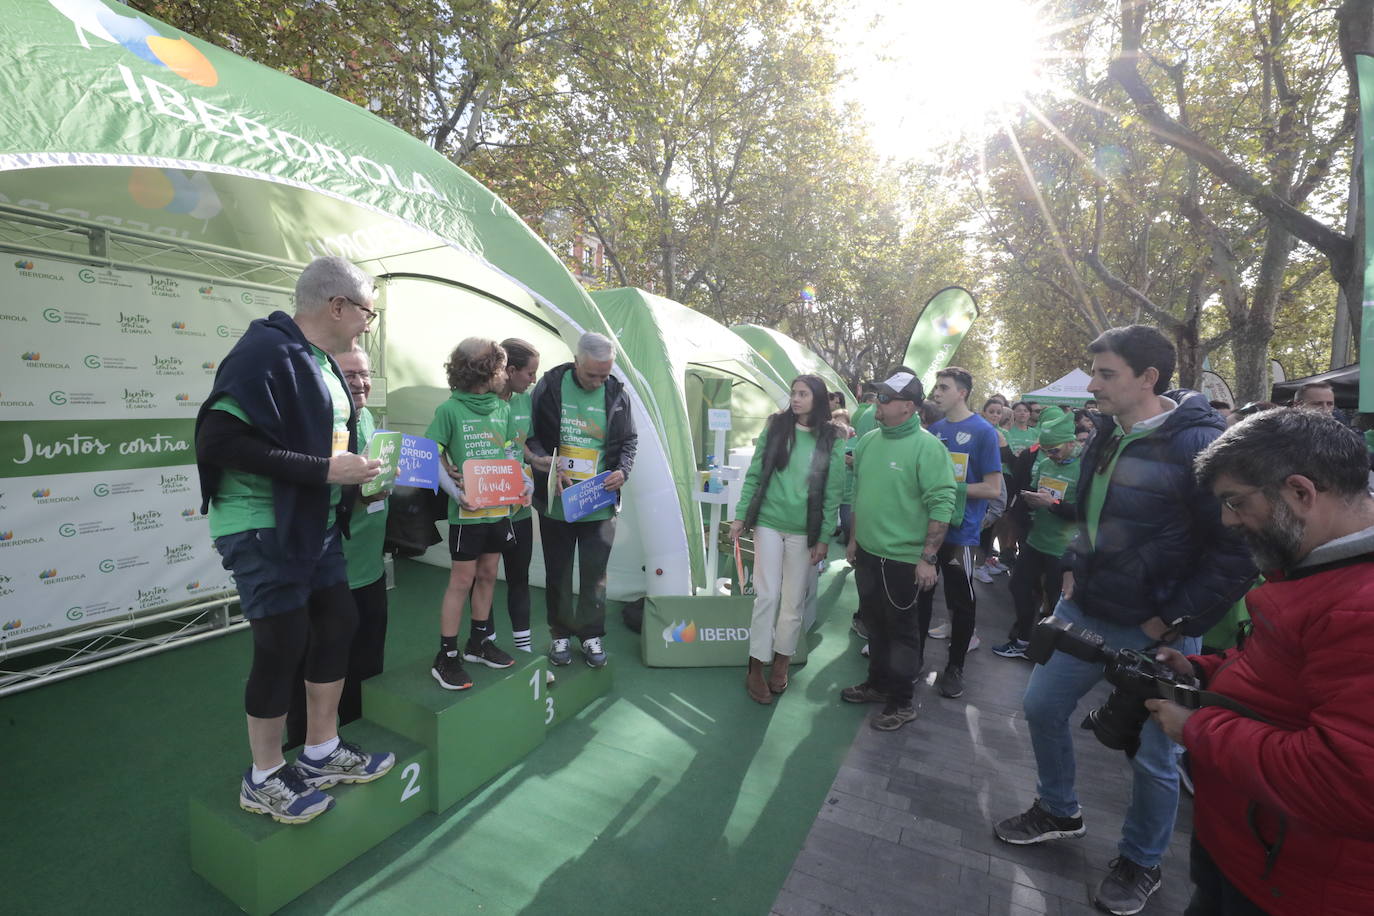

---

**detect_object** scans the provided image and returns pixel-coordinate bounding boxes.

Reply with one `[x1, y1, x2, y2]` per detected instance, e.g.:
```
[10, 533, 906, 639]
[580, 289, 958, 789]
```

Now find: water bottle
[707, 455, 722, 494]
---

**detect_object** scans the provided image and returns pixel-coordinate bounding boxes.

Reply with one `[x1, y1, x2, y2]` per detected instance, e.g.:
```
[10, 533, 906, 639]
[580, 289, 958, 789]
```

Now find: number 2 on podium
[528, 667, 555, 725]
[399, 762, 422, 802]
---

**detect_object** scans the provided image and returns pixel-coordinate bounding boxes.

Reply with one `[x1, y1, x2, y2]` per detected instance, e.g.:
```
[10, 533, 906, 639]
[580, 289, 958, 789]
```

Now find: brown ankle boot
[746, 657, 773, 704]
[768, 653, 791, 694]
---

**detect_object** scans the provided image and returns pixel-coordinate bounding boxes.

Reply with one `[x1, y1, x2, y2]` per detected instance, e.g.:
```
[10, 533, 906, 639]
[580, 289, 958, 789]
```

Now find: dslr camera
[1026, 616, 1201, 757]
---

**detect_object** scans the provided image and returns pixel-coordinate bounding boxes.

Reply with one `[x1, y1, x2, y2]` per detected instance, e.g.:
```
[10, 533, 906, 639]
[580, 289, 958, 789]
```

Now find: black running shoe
[464, 639, 515, 669]
[1094, 856, 1162, 915]
[431, 651, 473, 690]
[994, 798, 1086, 845]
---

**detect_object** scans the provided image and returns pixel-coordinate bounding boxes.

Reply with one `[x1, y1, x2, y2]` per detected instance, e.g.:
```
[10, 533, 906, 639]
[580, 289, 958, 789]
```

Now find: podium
[190, 655, 612, 913]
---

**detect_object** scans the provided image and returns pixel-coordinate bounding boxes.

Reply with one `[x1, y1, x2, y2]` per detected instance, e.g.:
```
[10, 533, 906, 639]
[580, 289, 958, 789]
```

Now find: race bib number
[950, 451, 969, 484]
[1038, 477, 1069, 500]
[557, 445, 600, 481]
[459, 504, 512, 520]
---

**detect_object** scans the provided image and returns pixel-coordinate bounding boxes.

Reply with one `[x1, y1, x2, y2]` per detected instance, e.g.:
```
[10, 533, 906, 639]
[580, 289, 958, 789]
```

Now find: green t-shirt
[506, 390, 534, 522]
[735, 424, 845, 539]
[851, 418, 957, 564]
[425, 391, 520, 526]
[1006, 425, 1038, 457]
[852, 402, 878, 439]
[343, 407, 388, 588]
[207, 346, 348, 538]
[1025, 451, 1080, 558]
[546, 372, 613, 523]
[1085, 425, 1153, 547]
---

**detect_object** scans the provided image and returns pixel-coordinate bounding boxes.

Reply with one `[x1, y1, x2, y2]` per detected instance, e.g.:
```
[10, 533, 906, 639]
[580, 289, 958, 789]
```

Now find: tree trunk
[1232, 324, 1274, 404]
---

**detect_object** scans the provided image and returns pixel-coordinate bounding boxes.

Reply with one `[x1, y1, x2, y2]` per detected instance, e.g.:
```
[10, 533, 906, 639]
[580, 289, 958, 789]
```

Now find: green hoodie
[851, 414, 957, 563]
[735, 423, 845, 540]
[425, 390, 521, 526]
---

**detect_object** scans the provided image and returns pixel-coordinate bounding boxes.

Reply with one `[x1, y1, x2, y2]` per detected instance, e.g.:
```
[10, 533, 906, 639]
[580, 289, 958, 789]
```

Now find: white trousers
[749, 526, 811, 661]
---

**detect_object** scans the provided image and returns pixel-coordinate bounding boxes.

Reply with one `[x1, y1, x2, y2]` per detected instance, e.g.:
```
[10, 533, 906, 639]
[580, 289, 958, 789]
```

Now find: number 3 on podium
[528, 667, 555, 725]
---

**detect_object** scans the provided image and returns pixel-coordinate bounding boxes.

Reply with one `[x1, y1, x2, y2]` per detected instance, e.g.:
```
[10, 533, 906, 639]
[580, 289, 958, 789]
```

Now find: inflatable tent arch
[731, 324, 854, 407]
[594, 288, 794, 587]
[0, 0, 698, 690]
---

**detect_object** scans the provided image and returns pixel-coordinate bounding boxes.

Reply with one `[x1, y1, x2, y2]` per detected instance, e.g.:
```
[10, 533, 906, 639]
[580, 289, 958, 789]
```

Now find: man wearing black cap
[842, 372, 957, 730]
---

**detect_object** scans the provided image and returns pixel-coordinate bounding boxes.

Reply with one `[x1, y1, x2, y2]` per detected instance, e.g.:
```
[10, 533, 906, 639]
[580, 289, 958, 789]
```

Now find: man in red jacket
[1146, 408, 1374, 915]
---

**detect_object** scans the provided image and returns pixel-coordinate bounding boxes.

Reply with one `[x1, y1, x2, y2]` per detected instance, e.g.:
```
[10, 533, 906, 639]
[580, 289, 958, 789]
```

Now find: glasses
[1219, 487, 1264, 514]
[337, 296, 378, 327]
[877, 393, 912, 404]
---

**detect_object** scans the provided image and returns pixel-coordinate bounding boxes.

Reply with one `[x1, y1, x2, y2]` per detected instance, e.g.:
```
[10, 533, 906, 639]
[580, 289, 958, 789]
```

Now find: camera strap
[1155, 681, 1276, 726]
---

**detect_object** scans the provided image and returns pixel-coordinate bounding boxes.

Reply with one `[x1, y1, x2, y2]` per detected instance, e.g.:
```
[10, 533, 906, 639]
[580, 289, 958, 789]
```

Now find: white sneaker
[969, 633, 981, 652]
[987, 558, 1009, 576]
[928, 622, 951, 639]
[973, 565, 994, 584]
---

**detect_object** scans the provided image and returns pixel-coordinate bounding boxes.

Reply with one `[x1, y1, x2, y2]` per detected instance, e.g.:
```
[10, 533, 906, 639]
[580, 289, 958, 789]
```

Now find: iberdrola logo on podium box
[662, 620, 698, 644]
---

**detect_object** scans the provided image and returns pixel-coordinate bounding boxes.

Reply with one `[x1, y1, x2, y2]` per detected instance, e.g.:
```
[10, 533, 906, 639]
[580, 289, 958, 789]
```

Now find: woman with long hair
[730, 375, 846, 704]
[496, 337, 540, 653]
[425, 337, 524, 690]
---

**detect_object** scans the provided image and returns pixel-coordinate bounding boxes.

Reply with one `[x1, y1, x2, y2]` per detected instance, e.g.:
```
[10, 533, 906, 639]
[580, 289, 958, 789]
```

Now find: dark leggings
[503, 516, 533, 632]
[1007, 545, 1060, 642]
[285, 576, 386, 748]
[244, 582, 357, 720]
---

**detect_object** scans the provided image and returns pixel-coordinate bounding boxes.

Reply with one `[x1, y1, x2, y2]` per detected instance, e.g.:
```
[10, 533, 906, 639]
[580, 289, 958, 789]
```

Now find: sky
[833, 0, 1054, 161]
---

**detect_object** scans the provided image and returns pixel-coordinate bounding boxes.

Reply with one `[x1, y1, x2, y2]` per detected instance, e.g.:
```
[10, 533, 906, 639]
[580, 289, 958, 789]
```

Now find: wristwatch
[920, 552, 939, 565]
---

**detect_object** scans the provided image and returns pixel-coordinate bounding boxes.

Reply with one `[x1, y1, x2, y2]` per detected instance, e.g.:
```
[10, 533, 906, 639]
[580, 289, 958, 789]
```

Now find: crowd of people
[194, 257, 636, 827]
[194, 256, 1372, 915]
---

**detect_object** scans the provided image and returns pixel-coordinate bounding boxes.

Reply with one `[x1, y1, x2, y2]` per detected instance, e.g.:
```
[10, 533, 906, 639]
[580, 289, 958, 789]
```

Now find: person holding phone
[993, 409, 1084, 659]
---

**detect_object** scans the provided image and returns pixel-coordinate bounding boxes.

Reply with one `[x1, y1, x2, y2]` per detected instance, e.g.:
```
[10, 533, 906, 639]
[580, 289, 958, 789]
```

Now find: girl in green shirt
[730, 376, 845, 704]
[426, 338, 526, 691]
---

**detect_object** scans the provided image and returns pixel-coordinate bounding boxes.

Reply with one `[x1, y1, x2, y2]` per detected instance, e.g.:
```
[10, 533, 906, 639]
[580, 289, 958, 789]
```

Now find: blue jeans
[1023, 597, 1200, 868]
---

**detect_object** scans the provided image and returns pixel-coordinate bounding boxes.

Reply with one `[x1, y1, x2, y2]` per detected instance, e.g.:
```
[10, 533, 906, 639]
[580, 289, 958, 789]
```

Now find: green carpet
[1, 555, 867, 914]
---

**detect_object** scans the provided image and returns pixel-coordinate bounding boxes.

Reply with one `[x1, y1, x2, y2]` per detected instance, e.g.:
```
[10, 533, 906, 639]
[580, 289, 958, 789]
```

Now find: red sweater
[1184, 550, 1374, 915]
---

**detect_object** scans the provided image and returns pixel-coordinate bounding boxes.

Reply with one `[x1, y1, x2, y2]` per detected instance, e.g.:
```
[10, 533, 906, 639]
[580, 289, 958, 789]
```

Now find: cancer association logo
[50, 0, 218, 86]
[662, 620, 698, 643]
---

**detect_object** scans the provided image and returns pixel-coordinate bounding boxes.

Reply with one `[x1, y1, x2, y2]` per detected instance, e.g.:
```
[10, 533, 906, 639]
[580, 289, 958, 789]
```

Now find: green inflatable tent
[0, 0, 713, 678]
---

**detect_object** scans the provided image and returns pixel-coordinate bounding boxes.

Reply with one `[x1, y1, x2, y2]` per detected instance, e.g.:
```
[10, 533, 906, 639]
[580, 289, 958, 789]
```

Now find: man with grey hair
[196, 256, 393, 825]
[1145, 408, 1374, 913]
[527, 331, 637, 667]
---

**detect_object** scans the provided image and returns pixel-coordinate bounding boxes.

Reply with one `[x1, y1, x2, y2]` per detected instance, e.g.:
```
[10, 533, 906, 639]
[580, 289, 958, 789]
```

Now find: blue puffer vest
[1067, 390, 1256, 635]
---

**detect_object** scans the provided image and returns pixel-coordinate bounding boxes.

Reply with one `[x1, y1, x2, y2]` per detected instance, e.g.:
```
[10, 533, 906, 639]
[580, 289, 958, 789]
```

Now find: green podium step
[362, 653, 612, 812]
[642, 595, 810, 667]
[189, 720, 430, 916]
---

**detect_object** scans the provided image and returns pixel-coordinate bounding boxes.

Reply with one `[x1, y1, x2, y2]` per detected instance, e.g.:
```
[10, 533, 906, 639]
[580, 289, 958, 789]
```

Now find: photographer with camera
[994, 326, 1255, 915]
[1141, 409, 1374, 915]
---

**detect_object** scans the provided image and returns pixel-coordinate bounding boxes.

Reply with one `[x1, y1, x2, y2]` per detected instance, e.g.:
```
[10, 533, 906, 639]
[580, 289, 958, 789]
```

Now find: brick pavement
[773, 571, 1195, 916]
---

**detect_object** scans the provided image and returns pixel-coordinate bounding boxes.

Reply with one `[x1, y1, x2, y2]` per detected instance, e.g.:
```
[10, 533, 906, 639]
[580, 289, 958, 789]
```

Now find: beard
[1241, 496, 1306, 572]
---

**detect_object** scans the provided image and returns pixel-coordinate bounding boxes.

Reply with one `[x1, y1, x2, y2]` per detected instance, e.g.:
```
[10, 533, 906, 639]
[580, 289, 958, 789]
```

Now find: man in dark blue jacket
[994, 326, 1255, 915]
[196, 256, 394, 825]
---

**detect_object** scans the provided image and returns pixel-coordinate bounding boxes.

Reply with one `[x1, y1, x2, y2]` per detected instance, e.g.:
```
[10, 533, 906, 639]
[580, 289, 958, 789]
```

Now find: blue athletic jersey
[930, 414, 1002, 546]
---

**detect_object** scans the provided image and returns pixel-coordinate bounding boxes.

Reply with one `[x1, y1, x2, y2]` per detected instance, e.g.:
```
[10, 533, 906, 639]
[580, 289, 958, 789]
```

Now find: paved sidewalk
[773, 573, 1195, 916]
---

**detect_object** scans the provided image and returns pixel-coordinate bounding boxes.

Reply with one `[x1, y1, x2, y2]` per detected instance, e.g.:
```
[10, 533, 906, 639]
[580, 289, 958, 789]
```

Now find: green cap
[1038, 408, 1077, 447]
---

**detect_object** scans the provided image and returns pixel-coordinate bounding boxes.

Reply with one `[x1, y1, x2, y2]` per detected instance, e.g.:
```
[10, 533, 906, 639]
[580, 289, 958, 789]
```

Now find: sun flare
[839, 0, 1055, 156]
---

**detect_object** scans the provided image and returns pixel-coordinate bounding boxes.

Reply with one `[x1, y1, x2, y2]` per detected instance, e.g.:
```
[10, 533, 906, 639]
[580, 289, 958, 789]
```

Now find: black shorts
[449, 518, 518, 561]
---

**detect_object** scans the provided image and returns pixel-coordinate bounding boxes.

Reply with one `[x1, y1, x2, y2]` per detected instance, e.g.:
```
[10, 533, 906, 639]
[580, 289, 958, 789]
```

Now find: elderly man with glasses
[196, 256, 394, 826]
[993, 325, 1255, 916]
